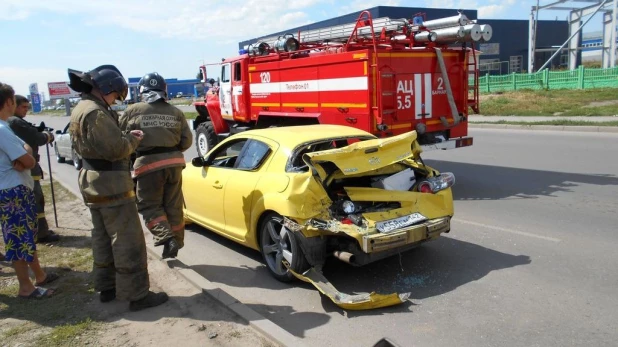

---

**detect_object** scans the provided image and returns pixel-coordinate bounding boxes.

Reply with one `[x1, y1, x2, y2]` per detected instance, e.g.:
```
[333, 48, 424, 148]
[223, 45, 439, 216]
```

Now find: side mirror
[55, 130, 62, 134]
[191, 156, 206, 167]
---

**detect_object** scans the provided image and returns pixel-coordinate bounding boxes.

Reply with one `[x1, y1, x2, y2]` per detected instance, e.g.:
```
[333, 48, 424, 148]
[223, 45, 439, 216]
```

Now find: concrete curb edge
[44, 170, 305, 347]
[469, 123, 618, 133]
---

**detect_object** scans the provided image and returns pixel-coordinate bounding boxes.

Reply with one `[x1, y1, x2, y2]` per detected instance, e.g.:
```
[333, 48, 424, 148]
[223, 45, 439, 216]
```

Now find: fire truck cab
[192, 10, 490, 157]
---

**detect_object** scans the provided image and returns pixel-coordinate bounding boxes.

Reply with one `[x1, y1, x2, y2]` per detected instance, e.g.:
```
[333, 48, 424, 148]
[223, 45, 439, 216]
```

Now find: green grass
[471, 119, 618, 126]
[184, 111, 198, 119]
[38, 318, 98, 347]
[478, 88, 618, 116]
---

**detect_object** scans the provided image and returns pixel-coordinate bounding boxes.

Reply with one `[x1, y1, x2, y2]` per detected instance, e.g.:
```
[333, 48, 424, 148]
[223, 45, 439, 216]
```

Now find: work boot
[161, 238, 179, 259]
[100, 288, 116, 303]
[129, 291, 169, 312]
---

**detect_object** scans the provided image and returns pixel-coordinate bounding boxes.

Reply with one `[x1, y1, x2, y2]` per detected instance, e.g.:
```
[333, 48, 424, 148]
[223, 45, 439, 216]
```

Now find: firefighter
[7, 95, 60, 243]
[119, 72, 192, 259]
[67, 64, 168, 311]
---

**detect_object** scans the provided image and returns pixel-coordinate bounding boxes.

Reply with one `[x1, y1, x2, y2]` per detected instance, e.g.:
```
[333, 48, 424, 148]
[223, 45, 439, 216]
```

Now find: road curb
[469, 123, 618, 133]
[44, 171, 305, 347]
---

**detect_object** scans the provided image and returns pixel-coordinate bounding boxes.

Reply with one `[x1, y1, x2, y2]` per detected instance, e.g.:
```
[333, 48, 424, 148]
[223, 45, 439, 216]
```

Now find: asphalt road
[32, 114, 618, 347]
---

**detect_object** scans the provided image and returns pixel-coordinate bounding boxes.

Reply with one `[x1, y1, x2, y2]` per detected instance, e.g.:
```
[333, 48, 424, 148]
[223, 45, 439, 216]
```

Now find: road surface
[32, 114, 618, 347]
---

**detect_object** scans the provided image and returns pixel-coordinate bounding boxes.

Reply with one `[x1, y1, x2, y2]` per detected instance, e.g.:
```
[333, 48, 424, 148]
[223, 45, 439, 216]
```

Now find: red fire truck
[192, 10, 491, 157]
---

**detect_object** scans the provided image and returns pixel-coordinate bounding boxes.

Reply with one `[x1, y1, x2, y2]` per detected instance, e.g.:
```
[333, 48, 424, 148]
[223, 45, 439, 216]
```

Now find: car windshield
[287, 136, 375, 172]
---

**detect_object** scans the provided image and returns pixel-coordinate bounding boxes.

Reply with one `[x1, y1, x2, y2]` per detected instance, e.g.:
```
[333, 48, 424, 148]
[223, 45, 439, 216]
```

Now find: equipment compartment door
[394, 73, 435, 122]
[220, 63, 233, 119]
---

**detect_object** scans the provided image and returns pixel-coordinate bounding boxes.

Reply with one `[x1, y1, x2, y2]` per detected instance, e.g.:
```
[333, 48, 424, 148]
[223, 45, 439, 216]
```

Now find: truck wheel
[195, 121, 218, 157]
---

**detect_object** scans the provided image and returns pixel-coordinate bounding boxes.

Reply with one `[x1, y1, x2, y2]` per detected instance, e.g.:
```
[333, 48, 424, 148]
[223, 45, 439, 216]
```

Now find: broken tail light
[416, 172, 455, 193]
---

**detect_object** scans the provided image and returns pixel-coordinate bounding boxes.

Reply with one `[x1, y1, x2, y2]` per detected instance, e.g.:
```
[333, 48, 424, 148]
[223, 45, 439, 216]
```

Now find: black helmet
[68, 64, 128, 101]
[138, 72, 167, 93]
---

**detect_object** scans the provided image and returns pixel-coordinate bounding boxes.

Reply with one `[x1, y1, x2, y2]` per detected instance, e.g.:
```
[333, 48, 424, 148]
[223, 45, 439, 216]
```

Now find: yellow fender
[285, 263, 410, 310]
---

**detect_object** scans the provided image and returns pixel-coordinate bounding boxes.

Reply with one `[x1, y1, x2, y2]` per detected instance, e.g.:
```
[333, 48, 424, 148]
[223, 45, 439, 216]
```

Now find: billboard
[48, 82, 80, 99]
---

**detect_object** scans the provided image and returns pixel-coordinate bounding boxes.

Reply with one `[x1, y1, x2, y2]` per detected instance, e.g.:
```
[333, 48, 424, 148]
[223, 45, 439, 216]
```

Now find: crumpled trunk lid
[302, 131, 422, 183]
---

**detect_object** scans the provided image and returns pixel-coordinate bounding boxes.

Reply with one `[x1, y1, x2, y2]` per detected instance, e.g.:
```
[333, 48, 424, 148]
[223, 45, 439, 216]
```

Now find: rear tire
[72, 149, 82, 170]
[259, 212, 310, 282]
[195, 121, 218, 157]
[55, 146, 65, 163]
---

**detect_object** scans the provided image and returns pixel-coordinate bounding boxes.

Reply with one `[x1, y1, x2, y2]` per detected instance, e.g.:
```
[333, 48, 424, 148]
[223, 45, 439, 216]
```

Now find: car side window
[209, 139, 248, 168]
[235, 140, 271, 170]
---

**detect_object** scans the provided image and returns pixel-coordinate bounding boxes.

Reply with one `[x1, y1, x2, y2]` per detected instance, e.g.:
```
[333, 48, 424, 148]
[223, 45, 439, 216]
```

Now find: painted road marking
[454, 218, 562, 243]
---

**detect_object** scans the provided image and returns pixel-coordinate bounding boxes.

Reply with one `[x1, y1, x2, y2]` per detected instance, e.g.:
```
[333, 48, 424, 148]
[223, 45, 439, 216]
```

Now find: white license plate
[376, 213, 427, 233]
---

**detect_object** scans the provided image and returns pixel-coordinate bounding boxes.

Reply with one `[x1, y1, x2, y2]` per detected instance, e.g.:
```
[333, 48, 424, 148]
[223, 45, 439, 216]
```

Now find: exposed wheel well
[256, 209, 278, 246]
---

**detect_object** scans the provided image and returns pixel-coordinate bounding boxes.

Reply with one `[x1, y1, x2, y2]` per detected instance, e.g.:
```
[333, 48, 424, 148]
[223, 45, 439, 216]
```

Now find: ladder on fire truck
[253, 10, 484, 119]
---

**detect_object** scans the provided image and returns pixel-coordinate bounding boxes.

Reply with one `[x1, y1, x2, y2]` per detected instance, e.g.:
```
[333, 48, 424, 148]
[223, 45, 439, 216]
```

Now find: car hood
[302, 130, 422, 182]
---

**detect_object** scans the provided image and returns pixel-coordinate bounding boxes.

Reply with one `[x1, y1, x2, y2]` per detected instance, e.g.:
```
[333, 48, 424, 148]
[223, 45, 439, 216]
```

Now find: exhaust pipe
[333, 251, 355, 264]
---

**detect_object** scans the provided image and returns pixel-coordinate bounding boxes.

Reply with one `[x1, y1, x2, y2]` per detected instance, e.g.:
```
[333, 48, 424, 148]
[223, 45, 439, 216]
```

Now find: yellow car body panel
[182, 124, 455, 310]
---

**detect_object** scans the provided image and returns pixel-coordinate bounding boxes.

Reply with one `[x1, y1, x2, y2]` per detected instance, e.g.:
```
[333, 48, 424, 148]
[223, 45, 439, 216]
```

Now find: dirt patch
[1, 179, 275, 347]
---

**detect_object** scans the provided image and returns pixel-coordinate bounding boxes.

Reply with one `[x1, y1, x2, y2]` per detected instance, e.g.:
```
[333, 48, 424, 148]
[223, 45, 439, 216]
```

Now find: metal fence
[470, 66, 618, 93]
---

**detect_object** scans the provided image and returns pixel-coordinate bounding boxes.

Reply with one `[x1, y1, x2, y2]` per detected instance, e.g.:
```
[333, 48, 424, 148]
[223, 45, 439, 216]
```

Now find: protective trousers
[136, 166, 185, 248]
[33, 176, 51, 240]
[89, 201, 150, 302]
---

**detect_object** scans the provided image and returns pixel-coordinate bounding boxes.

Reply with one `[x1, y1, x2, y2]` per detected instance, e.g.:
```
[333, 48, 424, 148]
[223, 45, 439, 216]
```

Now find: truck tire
[195, 121, 218, 157]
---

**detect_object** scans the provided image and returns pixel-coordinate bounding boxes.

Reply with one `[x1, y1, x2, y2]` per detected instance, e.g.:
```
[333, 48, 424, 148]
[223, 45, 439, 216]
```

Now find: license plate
[376, 213, 427, 233]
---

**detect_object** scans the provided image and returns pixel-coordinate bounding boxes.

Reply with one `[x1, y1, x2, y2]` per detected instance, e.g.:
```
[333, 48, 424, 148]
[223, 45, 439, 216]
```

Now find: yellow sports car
[183, 125, 455, 308]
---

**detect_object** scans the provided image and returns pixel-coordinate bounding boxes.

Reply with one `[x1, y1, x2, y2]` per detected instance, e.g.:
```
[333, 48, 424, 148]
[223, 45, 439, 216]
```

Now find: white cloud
[2, 0, 328, 44]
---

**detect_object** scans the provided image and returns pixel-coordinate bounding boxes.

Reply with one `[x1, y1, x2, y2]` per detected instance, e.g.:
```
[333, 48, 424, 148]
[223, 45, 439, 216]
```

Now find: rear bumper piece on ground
[285, 264, 410, 310]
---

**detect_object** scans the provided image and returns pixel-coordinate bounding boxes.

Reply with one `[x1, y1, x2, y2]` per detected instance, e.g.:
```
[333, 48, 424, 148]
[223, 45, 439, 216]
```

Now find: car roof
[239, 124, 376, 148]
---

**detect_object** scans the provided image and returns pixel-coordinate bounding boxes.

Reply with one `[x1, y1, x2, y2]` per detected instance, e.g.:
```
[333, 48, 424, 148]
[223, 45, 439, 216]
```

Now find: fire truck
[191, 10, 491, 157]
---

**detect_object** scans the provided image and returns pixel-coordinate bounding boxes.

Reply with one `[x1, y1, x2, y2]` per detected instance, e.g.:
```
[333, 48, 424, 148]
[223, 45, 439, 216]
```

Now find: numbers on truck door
[260, 72, 271, 83]
[397, 95, 411, 110]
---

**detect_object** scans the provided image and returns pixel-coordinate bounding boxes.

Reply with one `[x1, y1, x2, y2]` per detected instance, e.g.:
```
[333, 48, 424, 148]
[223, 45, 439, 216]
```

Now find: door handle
[213, 182, 223, 189]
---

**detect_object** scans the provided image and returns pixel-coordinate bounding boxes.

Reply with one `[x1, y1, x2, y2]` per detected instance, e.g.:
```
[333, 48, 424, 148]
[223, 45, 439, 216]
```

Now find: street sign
[29, 83, 39, 94]
[28, 83, 42, 113]
[30, 92, 42, 113]
[47, 81, 80, 99]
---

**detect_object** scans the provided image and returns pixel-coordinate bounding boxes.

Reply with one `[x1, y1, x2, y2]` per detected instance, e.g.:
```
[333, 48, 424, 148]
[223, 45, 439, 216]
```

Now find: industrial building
[239, 5, 571, 75]
[126, 77, 206, 102]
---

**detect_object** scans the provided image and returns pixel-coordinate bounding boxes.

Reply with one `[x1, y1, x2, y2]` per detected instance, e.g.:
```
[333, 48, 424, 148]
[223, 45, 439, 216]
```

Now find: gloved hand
[44, 131, 54, 143]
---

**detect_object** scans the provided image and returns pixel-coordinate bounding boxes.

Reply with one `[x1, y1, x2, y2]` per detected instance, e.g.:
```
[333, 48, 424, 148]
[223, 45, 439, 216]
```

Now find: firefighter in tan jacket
[67, 65, 168, 312]
[119, 72, 193, 259]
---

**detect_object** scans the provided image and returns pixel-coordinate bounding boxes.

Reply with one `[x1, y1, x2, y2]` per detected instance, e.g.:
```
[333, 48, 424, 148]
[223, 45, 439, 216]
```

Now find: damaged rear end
[282, 130, 455, 309]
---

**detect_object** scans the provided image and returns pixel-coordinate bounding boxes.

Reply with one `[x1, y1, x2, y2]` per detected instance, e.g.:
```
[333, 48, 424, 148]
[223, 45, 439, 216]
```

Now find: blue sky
[0, 0, 606, 97]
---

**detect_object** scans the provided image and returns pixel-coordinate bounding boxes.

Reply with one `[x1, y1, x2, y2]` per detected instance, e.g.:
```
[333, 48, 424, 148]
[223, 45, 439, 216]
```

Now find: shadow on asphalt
[425, 159, 618, 200]
[182, 223, 530, 329]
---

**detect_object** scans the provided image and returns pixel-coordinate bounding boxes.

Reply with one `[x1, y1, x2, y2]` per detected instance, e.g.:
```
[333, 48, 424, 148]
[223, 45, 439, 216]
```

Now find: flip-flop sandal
[35, 272, 59, 286]
[19, 287, 55, 299]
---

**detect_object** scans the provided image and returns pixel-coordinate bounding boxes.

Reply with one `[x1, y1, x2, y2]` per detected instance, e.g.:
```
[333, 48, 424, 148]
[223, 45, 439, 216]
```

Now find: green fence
[470, 66, 618, 93]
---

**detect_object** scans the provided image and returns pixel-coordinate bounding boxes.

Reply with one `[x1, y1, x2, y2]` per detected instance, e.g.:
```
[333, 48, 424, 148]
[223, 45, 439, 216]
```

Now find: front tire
[195, 121, 218, 157]
[259, 212, 310, 282]
[55, 146, 65, 163]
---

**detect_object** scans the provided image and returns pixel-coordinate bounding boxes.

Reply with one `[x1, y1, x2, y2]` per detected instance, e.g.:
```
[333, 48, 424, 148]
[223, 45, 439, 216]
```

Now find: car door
[219, 62, 233, 120]
[223, 137, 278, 242]
[57, 123, 71, 157]
[183, 138, 249, 235]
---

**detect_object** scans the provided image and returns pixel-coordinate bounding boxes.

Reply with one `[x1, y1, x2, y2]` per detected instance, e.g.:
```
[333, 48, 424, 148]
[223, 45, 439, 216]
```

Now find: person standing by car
[1, 81, 59, 299]
[67, 65, 168, 311]
[7, 95, 59, 243]
[119, 72, 192, 259]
